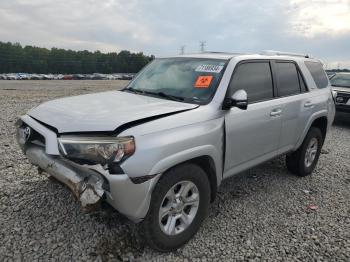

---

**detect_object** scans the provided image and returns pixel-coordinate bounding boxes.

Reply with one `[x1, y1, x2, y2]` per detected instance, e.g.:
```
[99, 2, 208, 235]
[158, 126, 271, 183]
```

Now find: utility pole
[180, 45, 185, 55]
[199, 41, 206, 52]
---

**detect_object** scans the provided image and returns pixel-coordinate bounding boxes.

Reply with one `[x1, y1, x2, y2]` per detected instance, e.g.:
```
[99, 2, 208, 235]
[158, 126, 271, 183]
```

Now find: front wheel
[286, 127, 323, 177]
[141, 163, 211, 252]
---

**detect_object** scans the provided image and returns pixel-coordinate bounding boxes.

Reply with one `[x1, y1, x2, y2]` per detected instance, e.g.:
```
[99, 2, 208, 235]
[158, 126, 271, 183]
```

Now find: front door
[224, 61, 282, 178]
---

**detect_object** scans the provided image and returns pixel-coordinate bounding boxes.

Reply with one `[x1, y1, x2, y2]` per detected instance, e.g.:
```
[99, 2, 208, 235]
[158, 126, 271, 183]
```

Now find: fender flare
[294, 110, 328, 150]
[149, 144, 223, 187]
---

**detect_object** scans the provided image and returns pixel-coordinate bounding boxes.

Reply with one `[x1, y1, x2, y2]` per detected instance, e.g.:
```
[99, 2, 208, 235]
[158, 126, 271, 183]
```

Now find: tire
[141, 163, 211, 252]
[286, 127, 323, 177]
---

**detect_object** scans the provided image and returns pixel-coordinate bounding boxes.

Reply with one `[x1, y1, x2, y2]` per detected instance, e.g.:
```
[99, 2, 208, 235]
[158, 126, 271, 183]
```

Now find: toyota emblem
[23, 126, 32, 142]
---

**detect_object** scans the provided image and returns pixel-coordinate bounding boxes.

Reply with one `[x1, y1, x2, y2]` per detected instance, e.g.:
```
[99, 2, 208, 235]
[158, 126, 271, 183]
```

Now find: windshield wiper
[144, 91, 185, 102]
[122, 87, 145, 94]
[123, 88, 185, 102]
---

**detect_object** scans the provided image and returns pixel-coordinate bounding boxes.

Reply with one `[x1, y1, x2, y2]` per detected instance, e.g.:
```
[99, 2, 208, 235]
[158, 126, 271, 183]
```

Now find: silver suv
[16, 51, 335, 251]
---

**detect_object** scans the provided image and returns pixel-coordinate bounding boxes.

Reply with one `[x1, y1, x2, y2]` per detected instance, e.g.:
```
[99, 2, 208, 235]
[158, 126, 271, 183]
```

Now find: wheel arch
[186, 155, 218, 202]
[310, 116, 327, 144]
[160, 155, 219, 203]
[294, 111, 329, 150]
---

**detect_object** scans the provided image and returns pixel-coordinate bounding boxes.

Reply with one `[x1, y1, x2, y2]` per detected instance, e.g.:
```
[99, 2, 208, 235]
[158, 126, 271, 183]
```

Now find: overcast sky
[0, 0, 349, 68]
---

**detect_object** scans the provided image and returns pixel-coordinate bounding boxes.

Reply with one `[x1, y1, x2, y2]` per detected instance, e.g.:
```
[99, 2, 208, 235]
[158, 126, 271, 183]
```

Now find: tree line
[0, 41, 154, 74]
[327, 69, 350, 73]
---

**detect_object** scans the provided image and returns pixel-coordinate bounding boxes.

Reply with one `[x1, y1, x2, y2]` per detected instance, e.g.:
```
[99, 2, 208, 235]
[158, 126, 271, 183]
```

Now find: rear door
[224, 61, 283, 177]
[272, 60, 312, 153]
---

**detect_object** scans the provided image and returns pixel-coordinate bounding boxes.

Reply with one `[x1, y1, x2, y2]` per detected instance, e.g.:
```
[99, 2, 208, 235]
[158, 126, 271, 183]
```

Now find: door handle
[270, 109, 282, 117]
[304, 101, 314, 108]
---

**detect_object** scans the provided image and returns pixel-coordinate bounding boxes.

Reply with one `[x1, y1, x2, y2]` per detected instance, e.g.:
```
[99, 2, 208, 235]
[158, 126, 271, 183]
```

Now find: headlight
[58, 136, 135, 165]
[331, 90, 337, 100]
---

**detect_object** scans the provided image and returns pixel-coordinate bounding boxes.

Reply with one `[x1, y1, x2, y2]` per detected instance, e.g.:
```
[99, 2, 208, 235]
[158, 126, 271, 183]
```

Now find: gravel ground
[0, 80, 349, 261]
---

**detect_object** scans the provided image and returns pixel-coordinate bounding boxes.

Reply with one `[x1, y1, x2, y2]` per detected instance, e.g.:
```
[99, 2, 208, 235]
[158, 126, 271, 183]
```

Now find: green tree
[0, 41, 154, 74]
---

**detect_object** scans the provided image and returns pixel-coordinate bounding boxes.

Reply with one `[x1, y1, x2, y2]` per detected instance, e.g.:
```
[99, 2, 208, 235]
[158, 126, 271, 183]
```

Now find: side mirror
[222, 89, 248, 110]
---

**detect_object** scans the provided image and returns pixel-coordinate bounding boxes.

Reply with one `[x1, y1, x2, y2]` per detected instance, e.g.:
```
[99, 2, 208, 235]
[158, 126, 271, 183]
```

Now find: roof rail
[202, 51, 246, 55]
[261, 50, 311, 58]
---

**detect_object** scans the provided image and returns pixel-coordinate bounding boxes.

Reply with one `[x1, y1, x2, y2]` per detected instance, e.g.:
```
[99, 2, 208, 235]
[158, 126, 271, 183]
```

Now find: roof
[164, 52, 243, 60]
[162, 51, 321, 62]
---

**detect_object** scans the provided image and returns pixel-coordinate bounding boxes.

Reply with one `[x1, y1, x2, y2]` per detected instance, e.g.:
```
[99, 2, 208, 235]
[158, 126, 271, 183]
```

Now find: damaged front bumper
[16, 116, 160, 222]
[26, 145, 106, 212]
[22, 144, 160, 222]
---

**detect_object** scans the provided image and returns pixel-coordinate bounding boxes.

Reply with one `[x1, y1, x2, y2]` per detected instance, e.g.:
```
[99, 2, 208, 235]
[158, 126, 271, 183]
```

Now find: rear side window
[298, 71, 308, 92]
[229, 62, 273, 103]
[305, 61, 328, 89]
[275, 62, 301, 96]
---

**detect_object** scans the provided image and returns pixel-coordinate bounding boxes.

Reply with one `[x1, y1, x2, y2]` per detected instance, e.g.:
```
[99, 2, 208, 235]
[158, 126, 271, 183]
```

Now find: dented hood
[28, 91, 198, 133]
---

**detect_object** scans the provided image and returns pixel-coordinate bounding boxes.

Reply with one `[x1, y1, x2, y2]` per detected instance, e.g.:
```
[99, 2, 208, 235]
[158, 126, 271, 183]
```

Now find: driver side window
[229, 62, 274, 103]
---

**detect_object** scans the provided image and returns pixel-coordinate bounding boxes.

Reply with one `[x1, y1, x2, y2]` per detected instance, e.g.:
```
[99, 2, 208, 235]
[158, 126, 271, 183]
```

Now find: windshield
[124, 57, 227, 104]
[330, 74, 350, 88]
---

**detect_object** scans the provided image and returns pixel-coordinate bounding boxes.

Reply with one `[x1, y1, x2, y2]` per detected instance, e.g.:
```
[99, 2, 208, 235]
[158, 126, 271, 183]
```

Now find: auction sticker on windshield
[195, 64, 224, 73]
[194, 75, 213, 88]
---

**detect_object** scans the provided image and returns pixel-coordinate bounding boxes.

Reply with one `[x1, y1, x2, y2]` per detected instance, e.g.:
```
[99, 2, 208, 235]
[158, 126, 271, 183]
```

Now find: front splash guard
[26, 145, 106, 211]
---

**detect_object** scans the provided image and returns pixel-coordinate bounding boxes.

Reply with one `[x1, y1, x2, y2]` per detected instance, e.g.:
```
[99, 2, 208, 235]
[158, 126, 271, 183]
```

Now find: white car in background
[6, 74, 18, 80]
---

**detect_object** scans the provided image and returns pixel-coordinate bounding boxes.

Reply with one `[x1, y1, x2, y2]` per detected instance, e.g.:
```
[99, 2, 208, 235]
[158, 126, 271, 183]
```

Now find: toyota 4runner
[16, 51, 335, 251]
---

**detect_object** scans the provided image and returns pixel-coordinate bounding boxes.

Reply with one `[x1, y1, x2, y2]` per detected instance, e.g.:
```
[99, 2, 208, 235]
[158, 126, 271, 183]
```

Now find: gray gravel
[0, 80, 349, 261]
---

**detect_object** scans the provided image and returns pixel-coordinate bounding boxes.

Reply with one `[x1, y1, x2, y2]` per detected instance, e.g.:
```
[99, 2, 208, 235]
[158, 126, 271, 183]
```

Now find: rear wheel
[286, 127, 323, 177]
[141, 163, 211, 252]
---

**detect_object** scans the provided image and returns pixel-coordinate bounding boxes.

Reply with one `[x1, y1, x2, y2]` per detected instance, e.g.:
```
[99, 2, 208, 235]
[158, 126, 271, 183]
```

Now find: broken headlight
[58, 136, 135, 165]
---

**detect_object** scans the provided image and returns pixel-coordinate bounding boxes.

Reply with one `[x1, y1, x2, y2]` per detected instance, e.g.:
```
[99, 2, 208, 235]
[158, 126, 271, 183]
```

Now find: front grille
[30, 129, 45, 147]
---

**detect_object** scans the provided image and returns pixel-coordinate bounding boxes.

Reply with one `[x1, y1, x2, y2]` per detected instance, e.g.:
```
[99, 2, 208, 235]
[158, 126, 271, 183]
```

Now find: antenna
[199, 41, 206, 52]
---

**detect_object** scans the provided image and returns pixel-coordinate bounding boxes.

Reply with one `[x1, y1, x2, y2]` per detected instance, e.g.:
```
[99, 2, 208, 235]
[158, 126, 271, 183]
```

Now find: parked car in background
[63, 75, 73, 80]
[30, 74, 43, 80]
[72, 74, 86, 80]
[16, 51, 335, 251]
[121, 74, 134, 80]
[17, 73, 30, 80]
[41, 74, 52, 80]
[53, 74, 64, 80]
[326, 71, 336, 79]
[0, 73, 135, 80]
[90, 73, 103, 80]
[6, 74, 18, 80]
[330, 73, 350, 113]
[112, 74, 123, 80]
